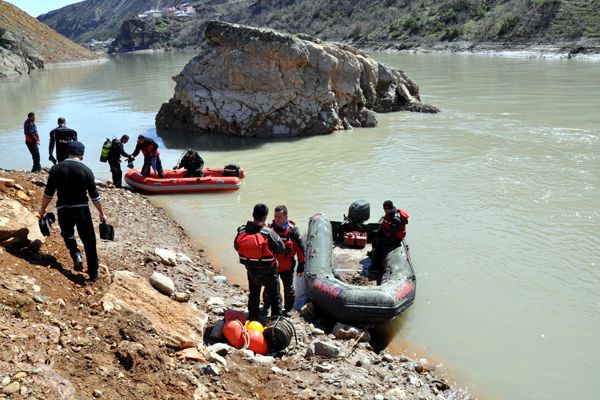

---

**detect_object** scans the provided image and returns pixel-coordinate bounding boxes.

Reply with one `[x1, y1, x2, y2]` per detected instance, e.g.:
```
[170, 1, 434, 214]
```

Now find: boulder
[156, 21, 438, 138]
[0, 196, 44, 246]
[154, 248, 177, 266]
[101, 271, 207, 347]
[149, 272, 175, 296]
[332, 322, 371, 342]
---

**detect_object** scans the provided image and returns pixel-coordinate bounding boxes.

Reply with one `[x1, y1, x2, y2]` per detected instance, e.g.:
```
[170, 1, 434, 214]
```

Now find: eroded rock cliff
[156, 21, 438, 138]
[0, 1, 99, 78]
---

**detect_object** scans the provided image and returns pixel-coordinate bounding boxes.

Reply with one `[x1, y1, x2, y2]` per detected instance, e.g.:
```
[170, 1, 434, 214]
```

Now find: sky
[5, 0, 84, 17]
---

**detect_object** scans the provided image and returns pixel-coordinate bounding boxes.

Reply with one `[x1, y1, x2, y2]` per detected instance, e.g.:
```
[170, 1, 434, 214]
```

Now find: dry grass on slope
[0, 0, 99, 63]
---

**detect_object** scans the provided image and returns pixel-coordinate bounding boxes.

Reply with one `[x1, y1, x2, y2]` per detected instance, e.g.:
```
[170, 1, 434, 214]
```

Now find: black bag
[99, 221, 115, 241]
[223, 163, 241, 177]
[39, 212, 56, 237]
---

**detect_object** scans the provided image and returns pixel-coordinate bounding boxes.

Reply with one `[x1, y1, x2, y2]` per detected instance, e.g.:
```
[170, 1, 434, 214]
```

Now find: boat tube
[304, 212, 416, 324]
[124, 166, 246, 194]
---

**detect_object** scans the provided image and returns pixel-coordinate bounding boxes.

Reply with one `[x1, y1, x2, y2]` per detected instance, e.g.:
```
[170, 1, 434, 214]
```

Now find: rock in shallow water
[156, 21, 438, 138]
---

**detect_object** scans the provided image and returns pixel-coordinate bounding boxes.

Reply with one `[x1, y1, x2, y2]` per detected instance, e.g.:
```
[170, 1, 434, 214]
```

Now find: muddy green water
[1, 51, 598, 400]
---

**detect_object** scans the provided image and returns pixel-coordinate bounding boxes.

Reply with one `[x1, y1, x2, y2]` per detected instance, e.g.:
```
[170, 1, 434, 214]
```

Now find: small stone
[315, 364, 334, 372]
[250, 355, 274, 364]
[33, 294, 45, 304]
[57, 298, 66, 307]
[209, 343, 230, 356]
[238, 349, 254, 358]
[16, 190, 30, 201]
[3, 382, 20, 395]
[176, 253, 192, 263]
[271, 366, 288, 375]
[206, 351, 227, 367]
[172, 292, 190, 302]
[13, 372, 26, 379]
[93, 389, 103, 398]
[313, 341, 340, 358]
[203, 364, 220, 376]
[154, 248, 177, 266]
[212, 275, 227, 284]
[149, 272, 175, 296]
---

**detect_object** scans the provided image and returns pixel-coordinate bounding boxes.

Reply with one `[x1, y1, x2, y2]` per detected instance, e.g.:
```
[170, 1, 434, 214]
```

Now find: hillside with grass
[0, 0, 99, 78]
[40, 0, 600, 54]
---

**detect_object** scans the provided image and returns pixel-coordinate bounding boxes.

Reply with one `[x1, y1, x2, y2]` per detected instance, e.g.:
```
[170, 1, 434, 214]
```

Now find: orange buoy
[223, 320, 247, 349]
[246, 328, 267, 355]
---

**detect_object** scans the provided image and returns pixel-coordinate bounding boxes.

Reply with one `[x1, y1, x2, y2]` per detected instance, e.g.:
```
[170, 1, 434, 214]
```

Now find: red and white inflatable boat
[124, 165, 246, 194]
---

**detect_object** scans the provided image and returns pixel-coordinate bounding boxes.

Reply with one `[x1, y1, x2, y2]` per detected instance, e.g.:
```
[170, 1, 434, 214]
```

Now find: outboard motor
[223, 163, 241, 177]
[347, 200, 370, 224]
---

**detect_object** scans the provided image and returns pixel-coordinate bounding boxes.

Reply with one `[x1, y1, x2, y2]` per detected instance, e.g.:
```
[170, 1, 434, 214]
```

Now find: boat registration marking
[394, 281, 414, 301]
[313, 278, 342, 298]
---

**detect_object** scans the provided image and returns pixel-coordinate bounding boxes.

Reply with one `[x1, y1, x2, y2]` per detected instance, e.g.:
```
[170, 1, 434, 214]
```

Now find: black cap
[252, 203, 269, 220]
[383, 200, 394, 209]
[67, 140, 85, 155]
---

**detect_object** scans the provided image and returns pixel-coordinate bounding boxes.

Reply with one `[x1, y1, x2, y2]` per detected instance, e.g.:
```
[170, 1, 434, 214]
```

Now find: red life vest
[381, 208, 409, 240]
[236, 228, 274, 264]
[140, 139, 159, 156]
[271, 220, 302, 272]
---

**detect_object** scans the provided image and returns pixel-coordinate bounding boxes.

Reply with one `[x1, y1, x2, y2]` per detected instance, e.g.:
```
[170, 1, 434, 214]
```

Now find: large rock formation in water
[156, 21, 438, 138]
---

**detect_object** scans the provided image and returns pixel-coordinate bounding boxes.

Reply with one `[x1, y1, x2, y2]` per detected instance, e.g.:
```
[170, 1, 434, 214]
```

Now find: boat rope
[263, 316, 298, 353]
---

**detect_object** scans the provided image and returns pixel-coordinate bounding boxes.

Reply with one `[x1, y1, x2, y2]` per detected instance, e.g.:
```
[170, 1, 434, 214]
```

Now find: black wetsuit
[49, 125, 78, 163]
[107, 139, 131, 188]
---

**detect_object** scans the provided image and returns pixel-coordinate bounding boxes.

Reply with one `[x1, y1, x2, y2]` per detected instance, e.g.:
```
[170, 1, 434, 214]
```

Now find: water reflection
[157, 129, 307, 151]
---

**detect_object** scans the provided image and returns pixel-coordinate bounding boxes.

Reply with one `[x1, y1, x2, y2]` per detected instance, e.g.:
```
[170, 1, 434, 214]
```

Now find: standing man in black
[38, 141, 107, 282]
[107, 135, 131, 188]
[23, 112, 41, 172]
[234, 204, 286, 321]
[49, 117, 78, 164]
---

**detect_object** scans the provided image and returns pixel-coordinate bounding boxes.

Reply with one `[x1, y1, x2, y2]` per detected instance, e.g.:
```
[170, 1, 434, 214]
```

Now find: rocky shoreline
[356, 38, 600, 60]
[0, 168, 477, 400]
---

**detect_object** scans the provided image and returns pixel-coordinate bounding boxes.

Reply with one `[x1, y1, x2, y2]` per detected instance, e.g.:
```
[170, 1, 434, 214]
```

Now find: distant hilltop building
[138, 3, 195, 18]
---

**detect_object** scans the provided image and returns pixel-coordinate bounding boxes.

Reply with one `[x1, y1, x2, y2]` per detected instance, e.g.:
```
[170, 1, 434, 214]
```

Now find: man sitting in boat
[174, 149, 204, 177]
[370, 200, 409, 284]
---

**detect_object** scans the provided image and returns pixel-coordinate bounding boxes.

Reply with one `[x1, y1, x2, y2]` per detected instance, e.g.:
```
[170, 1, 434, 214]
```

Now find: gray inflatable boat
[304, 212, 416, 325]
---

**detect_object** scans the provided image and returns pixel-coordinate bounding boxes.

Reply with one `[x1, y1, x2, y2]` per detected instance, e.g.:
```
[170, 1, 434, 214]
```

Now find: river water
[0, 51, 598, 400]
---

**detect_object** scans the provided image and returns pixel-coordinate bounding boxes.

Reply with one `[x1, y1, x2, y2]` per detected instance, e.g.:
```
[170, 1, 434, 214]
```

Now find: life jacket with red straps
[140, 138, 159, 156]
[235, 227, 275, 265]
[381, 208, 409, 240]
[270, 220, 304, 272]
